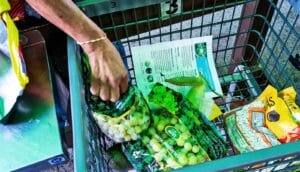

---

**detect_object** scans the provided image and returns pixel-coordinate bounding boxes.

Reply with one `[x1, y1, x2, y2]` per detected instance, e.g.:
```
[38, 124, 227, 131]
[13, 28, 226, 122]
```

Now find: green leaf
[165, 76, 205, 86]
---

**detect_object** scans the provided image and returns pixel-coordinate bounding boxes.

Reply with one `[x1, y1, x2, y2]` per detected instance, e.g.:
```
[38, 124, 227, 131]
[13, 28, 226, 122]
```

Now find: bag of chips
[224, 99, 281, 154]
[278, 87, 300, 124]
[257, 85, 300, 143]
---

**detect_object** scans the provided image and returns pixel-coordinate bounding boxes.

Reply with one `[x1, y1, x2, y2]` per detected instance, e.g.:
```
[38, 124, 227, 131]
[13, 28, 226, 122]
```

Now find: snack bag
[224, 100, 281, 154]
[82, 55, 150, 143]
[122, 139, 161, 172]
[278, 87, 300, 124]
[148, 83, 227, 159]
[257, 85, 300, 143]
[0, 1, 29, 121]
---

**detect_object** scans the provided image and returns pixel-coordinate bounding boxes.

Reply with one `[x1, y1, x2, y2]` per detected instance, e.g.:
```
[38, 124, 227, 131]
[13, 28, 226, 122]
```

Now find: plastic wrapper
[224, 100, 281, 154]
[91, 86, 151, 142]
[148, 84, 227, 159]
[257, 85, 300, 143]
[224, 85, 300, 153]
[82, 55, 150, 143]
[278, 87, 300, 124]
[123, 108, 210, 171]
[0, 2, 29, 122]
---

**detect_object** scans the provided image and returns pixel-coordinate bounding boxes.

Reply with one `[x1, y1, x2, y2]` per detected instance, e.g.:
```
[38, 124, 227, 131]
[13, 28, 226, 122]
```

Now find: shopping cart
[67, 0, 300, 171]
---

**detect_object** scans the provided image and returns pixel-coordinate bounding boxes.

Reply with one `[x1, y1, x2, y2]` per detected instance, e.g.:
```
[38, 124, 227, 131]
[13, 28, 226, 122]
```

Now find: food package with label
[224, 85, 300, 153]
[148, 83, 227, 159]
[82, 54, 151, 143]
[257, 85, 300, 143]
[123, 107, 210, 171]
[278, 87, 300, 124]
[224, 100, 281, 154]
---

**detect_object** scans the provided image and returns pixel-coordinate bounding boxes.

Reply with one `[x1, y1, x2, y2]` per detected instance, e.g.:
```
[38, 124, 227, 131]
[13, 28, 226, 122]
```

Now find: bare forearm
[25, 0, 105, 44]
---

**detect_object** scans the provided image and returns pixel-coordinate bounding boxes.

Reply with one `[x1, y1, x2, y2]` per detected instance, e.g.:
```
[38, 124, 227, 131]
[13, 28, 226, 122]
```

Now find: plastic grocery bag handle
[0, 0, 29, 88]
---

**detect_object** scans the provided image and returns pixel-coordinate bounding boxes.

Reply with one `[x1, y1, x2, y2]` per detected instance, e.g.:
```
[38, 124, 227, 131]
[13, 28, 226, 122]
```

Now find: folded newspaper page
[131, 36, 223, 98]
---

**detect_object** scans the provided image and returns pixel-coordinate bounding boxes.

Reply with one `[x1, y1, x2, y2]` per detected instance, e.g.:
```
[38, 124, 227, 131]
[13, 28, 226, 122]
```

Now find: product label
[165, 126, 180, 139]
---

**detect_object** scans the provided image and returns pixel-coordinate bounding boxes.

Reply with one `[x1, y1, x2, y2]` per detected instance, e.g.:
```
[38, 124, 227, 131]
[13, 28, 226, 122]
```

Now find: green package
[148, 84, 228, 159]
[82, 54, 151, 143]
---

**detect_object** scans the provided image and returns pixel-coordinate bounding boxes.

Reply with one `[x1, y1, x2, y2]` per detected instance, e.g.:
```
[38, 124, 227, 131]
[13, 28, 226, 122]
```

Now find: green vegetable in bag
[148, 83, 227, 159]
[82, 54, 151, 143]
[123, 108, 210, 172]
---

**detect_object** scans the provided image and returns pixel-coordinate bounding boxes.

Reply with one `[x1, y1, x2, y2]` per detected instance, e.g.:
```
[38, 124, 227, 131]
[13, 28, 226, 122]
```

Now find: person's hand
[81, 38, 128, 102]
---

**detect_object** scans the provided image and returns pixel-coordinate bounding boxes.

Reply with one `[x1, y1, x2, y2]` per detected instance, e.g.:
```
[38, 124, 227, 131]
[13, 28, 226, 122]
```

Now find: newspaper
[131, 36, 223, 98]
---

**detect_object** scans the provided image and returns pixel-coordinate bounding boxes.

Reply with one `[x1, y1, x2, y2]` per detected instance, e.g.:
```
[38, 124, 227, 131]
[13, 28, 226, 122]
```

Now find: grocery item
[82, 54, 151, 143]
[278, 87, 300, 124]
[225, 113, 253, 153]
[166, 76, 223, 120]
[122, 139, 161, 172]
[148, 83, 227, 159]
[123, 108, 210, 171]
[91, 86, 151, 142]
[224, 100, 281, 154]
[257, 85, 300, 143]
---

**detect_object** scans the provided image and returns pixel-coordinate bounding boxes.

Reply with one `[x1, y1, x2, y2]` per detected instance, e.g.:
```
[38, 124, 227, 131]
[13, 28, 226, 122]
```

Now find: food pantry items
[148, 83, 227, 159]
[124, 108, 211, 171]
[257, 85, 300, 143]
[165, 76, 223, 120]
[225, 85, 300, 153]
[278, 87, 300, 124]
[82, 55, 150, 142]
[144, 109, 210, 169]
[123, 83, 227, 171]
[224, 100, 281, 154]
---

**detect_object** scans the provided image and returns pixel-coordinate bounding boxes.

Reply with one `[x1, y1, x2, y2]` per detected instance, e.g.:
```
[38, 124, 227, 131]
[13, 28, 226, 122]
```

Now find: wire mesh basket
[67, 0, 300, 171]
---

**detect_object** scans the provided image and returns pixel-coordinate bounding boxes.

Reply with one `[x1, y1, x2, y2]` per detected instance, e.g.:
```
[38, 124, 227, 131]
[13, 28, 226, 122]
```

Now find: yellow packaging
[278, 87, 300, 124]
[257, 85, 300, 143]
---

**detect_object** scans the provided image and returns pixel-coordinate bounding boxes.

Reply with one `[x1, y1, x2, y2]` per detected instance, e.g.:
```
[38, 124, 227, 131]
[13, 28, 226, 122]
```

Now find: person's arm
[25, 0, 128, 102]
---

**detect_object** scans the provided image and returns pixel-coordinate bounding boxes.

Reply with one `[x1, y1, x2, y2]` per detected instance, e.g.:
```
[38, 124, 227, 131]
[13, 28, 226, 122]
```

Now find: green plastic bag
[82, 54, 151, 143]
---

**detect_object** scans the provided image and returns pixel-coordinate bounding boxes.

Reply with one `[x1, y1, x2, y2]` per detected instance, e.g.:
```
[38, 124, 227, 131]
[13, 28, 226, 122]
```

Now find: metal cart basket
[67, 0, 300, 171]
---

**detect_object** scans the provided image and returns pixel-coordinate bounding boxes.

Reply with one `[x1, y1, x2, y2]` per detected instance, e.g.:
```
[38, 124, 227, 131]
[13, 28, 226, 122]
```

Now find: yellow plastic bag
[0, 0, 29, 120]
[257, 85, 300, 143]
[0, 0, 29, 88]
[278, 87, 300, 124]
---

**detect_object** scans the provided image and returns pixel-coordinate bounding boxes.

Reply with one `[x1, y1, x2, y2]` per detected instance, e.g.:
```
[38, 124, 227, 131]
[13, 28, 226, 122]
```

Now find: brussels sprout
[134, 126, 142, 133]
[157, 123, 166, 132]
[178, 153, 188, 166]
[150, 139, 162, 152]
[184, 142, 192, 152]
[176, 139, 185, 147]
[187, 153, 198, 165]
[170, 117, 178, 125]
[142, 136, 150, 144]
[192, 145, 200, 153]
[154, 152, 164, 162]
[148, 127, 156, 135]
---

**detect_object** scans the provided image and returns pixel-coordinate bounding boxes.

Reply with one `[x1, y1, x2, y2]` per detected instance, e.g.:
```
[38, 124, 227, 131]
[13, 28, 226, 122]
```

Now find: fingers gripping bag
[0, 1, 29, 122]
[257, 85, 300, 143]
[81, 54, 151, 143]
